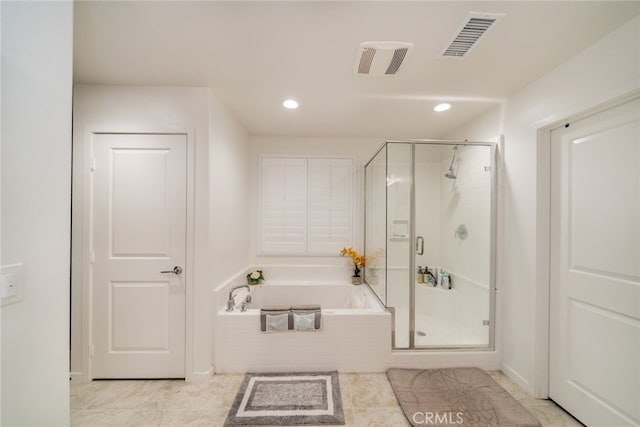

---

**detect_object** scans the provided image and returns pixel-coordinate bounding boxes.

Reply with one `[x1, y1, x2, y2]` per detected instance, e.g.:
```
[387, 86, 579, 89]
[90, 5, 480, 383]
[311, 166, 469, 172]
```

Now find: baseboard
[69, 371, 87, 384]
[501, 363, 532, 394]
[187, 366, 214, 383]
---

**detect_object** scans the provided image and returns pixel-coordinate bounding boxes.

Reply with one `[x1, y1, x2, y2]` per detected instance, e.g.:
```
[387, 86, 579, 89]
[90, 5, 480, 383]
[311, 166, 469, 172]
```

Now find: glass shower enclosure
[364, 140, 496, 349]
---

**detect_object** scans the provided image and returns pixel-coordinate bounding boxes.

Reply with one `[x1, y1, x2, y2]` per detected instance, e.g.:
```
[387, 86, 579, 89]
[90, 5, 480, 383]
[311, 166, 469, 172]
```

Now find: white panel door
[550, 98, 640, 426]
[92, 133, 186, 378]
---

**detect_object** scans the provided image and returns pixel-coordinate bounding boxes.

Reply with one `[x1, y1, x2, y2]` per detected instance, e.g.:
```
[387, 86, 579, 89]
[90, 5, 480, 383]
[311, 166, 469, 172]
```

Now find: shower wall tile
[440, 145, 492, 285]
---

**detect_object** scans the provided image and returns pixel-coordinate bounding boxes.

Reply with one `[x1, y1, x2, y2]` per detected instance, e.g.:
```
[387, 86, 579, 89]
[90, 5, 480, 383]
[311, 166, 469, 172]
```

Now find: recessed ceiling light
[283, 99, 299, 109]
[434, 103, 451, 112]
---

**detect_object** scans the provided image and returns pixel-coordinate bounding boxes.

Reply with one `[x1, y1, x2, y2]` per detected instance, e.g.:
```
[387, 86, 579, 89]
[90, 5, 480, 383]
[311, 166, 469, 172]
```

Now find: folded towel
[260, 307, 321, 331]
[291, 308, 321, 330]
[291, 304, 321, 311]
[260, 309, 294, 331]
[293, 312, 316, 331]
[265, 313, 289, 332]
[261, 305, 291, 311]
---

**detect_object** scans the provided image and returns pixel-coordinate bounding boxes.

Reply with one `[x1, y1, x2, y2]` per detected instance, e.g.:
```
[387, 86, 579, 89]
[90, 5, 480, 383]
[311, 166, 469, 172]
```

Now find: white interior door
[91, 133, 186, 378]
[549, 98, 640, 426]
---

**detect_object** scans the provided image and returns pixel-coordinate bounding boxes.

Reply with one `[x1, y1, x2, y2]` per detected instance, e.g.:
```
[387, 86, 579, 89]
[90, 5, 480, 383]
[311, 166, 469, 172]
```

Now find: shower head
[444, 146, 458, 180]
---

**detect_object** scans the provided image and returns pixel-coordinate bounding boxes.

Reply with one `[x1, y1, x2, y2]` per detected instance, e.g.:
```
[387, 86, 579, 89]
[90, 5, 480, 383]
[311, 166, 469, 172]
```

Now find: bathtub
[213, 282, 391, 373]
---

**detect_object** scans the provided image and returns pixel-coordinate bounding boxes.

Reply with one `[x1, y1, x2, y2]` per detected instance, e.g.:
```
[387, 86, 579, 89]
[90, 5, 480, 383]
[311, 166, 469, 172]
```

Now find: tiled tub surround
[214, 266, 501, 373]
[213, 270, 391, 373]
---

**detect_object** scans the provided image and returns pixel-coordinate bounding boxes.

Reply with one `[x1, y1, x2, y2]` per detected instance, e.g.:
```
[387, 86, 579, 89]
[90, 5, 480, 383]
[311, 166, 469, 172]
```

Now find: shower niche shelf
[390, 219, 409, 240]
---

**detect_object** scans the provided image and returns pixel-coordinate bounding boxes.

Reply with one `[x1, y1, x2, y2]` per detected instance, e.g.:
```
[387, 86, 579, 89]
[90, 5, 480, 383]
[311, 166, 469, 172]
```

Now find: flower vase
[351, 276, 362, 285]
[247, 270, 264, 285]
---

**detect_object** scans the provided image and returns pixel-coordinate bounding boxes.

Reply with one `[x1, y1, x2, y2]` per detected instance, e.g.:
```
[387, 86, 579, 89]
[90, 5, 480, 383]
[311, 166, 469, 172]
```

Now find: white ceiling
[73, 1, 639, 139]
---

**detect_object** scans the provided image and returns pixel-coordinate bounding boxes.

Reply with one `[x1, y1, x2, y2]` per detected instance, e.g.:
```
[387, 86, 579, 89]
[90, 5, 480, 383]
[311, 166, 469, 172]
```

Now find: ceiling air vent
[355, 41, 413, 76]
[442, 12, 505, 58]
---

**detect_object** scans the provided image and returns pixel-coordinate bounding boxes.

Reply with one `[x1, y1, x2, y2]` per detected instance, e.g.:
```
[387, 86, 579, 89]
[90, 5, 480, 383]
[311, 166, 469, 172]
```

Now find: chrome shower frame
[363, 139, 498, 352]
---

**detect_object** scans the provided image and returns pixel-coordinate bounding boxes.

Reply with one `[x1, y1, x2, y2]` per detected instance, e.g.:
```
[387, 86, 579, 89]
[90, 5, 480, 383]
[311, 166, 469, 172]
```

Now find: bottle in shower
[422, 266, 433, 286]
[417, 266, 424, 283]
[441, 271, 450, 289]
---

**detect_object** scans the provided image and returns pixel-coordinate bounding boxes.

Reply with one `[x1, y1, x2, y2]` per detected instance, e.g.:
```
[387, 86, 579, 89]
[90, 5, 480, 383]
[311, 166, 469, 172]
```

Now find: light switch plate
[1, 263, 24, 306]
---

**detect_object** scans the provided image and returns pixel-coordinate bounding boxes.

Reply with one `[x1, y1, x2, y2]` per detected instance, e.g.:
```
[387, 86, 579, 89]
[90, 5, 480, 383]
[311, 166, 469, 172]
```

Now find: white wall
[208, 95, 252, 373]
[71, 85, 213, 380]
[446, 106, 503, 143]
[249, 136, 383, 271]
[209, 95, 251, 286]
[71, 86, 251, 380]
[446, 15, 640, 394]
[1, 2, 73, 425]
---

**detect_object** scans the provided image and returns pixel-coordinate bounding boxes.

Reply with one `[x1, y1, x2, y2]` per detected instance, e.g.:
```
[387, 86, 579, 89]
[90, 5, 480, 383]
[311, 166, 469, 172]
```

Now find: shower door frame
[364, 139, 498, 351]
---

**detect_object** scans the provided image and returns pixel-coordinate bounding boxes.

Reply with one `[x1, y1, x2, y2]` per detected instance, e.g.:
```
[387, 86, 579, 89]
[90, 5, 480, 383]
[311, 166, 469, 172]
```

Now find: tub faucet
[226, 284, 251, 312]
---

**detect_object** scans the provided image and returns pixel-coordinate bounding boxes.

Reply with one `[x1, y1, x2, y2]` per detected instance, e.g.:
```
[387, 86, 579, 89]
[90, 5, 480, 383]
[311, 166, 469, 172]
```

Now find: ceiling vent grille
[356, 41, 413, 76]
[358, 47, 377, 74]
[442, 12, 505, 58]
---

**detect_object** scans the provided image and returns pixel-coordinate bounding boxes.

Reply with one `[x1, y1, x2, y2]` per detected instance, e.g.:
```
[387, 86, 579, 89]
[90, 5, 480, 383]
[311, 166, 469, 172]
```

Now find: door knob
[161, 266, 183, 275]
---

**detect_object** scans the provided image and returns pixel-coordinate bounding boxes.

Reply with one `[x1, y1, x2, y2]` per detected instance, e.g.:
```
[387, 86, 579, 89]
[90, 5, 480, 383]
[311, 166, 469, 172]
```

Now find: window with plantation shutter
[260, 157, 307, 253]
[259, 156, 354, 255]
[307, 158, 353, 253]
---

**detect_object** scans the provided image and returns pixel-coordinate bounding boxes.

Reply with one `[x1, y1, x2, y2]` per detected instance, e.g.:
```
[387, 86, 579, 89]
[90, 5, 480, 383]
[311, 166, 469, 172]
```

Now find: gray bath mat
[224, 371, 345, 426]
[387, 368, 541, 427]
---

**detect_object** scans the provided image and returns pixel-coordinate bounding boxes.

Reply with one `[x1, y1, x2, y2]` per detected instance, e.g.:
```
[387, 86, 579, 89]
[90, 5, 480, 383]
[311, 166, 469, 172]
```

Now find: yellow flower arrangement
[340, 247, 366, 277]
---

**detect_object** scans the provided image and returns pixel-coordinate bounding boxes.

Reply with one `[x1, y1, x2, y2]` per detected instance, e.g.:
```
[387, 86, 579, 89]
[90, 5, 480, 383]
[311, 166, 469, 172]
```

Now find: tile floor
[71, 371, 582, 426]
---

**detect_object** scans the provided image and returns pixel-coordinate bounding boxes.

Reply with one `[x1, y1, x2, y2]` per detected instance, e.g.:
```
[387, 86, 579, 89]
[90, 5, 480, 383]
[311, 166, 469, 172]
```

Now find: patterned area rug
[224, 371, 345, 426]
[387, 368, 541, 427]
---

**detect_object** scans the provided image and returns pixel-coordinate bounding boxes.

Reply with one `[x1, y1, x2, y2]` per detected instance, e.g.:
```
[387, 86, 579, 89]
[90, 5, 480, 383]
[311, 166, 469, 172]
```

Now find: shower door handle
[416, 236, 424, 255]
